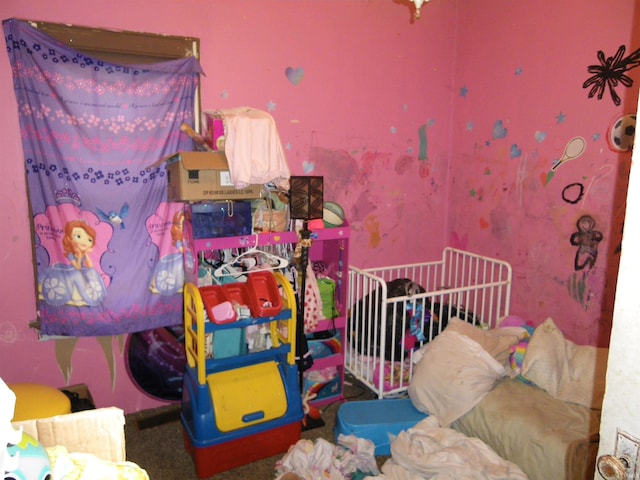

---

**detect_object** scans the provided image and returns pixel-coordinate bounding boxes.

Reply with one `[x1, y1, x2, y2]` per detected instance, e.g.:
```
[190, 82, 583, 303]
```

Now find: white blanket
[369, 417, 528, 480]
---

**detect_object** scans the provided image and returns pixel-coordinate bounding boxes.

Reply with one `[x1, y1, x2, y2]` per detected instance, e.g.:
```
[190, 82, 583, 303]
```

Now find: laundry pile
[275, 434, 379, 480]
[374, 416, 528, 480]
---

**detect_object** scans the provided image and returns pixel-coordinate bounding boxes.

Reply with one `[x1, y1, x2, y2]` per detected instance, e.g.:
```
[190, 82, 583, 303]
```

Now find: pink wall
[0, 0, 455, 413]
[0, 0, 637, 413]
[449, 1, 639, 347]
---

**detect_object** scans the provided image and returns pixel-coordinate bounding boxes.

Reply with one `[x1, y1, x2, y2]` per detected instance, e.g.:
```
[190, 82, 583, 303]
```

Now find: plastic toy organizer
[199, 271, 283, 324]
[184, 226, 351, 410]
[181, 272, 304, 478]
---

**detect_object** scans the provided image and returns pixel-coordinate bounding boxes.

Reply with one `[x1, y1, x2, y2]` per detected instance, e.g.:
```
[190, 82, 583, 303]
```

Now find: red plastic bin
[222, 283, 252, 313]
[247, 271, 282, 317]
[183, 419, 301, 478]
[199, 286, 237, 324]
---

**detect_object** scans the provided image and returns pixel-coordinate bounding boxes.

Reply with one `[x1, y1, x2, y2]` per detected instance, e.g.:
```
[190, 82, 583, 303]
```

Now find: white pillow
[408, 330, 506, 427]
[446, 317, 522, 368]
[520, 317, 608, 409]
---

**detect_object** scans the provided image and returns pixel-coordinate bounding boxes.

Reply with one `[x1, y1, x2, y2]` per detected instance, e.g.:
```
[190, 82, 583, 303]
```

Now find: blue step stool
[334, 398, 428, 456]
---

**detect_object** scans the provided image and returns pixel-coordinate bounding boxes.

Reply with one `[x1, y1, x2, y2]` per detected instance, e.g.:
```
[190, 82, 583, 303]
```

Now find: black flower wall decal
[583, 45, 640, 106]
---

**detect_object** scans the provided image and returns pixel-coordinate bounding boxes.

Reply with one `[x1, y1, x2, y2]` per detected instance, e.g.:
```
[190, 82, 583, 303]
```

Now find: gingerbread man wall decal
[569, 215, 603, 271]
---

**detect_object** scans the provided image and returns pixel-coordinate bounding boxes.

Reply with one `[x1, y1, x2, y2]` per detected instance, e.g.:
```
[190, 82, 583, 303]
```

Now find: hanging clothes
[303, 264, 323, 333]
[219, 107, 291, 190]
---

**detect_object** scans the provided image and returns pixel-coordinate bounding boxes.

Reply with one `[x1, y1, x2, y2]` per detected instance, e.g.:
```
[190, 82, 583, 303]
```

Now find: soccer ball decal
[608, 113, 636, 152]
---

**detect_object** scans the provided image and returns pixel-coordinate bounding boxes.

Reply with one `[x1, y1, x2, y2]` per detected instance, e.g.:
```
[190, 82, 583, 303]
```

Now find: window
[26, 19, 202, 128]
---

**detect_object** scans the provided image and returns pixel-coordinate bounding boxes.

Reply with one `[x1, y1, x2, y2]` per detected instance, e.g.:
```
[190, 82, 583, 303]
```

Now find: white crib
[346, 247, 513, 398]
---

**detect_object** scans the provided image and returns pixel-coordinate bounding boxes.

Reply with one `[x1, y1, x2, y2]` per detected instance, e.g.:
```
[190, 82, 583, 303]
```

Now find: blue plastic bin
[187, 201, 252, 239]
[334, 398, 427, 455]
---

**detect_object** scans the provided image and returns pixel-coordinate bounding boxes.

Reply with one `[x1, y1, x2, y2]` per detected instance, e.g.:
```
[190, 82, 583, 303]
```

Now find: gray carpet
[125, 373, 383, 479]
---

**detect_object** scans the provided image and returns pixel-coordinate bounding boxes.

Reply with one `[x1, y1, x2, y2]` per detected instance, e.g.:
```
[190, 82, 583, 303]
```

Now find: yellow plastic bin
[9, 383, 72, 421]
[207, 361, 287, 433]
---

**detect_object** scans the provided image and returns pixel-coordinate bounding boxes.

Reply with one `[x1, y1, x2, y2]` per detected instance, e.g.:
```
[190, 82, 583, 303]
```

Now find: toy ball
[5, 432, 52, 480]
[323, 201, 345, 227]
[608, 113, 636, 152]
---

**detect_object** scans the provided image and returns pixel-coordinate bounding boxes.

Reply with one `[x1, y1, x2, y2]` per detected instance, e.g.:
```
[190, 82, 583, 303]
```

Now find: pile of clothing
[275, 434, 379, 480]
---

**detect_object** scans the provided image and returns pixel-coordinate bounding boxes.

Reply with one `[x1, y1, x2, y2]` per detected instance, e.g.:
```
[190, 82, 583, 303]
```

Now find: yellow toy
[181, 272, 304, 478]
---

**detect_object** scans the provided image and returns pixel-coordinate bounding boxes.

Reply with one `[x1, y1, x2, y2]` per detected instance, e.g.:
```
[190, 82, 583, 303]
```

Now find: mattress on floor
[452, 377, 600, 480]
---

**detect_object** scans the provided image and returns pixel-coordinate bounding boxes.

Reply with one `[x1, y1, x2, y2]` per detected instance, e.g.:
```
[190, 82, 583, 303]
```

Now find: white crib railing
[346, 248, 512, 398]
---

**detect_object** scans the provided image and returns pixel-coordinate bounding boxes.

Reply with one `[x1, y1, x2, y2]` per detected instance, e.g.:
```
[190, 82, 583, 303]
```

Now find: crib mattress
[452, 378, 600, 480]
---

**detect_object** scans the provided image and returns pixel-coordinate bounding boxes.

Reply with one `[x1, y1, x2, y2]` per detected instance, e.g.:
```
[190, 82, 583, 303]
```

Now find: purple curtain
[4, 18, 201, 336]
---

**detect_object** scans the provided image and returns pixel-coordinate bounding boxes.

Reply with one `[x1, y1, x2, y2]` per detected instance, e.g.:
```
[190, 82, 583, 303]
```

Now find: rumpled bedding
[520, 317, 608, 409]
[402, 316, 601, 480]
[46, 446, 149, 480]
[350, 353, 413, 393]
[452, 377, 600, 480]
[370, 416, 528, 480]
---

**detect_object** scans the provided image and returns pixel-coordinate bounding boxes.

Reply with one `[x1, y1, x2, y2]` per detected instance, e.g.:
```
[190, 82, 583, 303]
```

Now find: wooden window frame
[25, 19, 202, 129]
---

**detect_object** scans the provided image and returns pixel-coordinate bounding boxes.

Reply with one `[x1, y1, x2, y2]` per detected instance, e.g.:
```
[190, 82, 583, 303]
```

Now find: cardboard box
[12, 407, 126, 463]
[162, 151, 262, 202]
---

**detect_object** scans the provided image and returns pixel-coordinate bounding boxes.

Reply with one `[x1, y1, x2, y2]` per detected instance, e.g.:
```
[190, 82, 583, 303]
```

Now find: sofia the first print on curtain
[3, 19, 202, 336]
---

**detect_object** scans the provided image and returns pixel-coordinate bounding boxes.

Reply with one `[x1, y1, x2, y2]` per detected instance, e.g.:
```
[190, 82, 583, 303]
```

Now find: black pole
[296, 221, 313, 391]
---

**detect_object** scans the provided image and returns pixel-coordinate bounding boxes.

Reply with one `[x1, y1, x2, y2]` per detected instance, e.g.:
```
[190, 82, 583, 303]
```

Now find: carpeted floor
[125, 373, 384, 479]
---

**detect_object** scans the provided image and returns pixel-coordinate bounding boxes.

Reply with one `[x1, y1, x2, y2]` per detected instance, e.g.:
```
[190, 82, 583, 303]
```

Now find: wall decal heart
[492, 120, 508, 140]
[535, 131, 547, 143]
[285, 66, 304, 85]
[302, 160, 314, 173]
[510, 144, 522, 159]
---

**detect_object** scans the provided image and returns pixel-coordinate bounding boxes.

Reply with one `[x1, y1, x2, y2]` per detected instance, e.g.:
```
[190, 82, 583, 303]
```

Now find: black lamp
[290, 176, 324, 222]
[289, 176, 324, 381]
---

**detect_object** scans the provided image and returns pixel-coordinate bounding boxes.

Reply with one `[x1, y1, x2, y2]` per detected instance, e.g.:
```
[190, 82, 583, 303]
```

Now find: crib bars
[346, 247, 513, 398]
